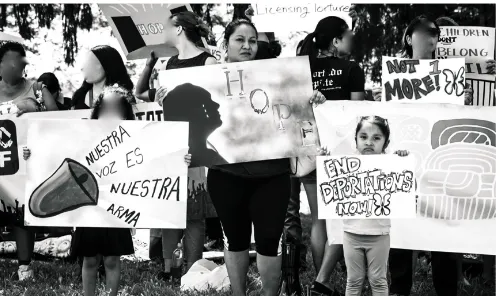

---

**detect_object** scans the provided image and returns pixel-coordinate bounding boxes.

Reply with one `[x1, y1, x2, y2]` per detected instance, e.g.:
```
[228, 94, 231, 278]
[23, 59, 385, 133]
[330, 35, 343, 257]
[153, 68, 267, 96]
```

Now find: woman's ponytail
[298, 32, 317, 59]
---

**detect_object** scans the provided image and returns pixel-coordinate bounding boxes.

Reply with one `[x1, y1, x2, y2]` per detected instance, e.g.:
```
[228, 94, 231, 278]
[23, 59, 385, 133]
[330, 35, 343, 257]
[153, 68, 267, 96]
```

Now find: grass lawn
[0, 214, 495, 296]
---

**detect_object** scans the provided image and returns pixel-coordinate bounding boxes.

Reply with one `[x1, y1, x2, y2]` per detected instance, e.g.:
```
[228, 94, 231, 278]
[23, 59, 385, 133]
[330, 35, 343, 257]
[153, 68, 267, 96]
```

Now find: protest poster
[0, 104, 216, 223]
[317, 154, 416, 219]
[0, 32, 24, 43]
[252, 3, 352, 33]
[437, 26, 496, 106]
[207, 45, 224, 63]
[99, 4, 207, 60]
[157, 56, 320, 168]
[21, 119, 188, 228]
[315, 101, 496, 254]
[382, 56, 466, 104]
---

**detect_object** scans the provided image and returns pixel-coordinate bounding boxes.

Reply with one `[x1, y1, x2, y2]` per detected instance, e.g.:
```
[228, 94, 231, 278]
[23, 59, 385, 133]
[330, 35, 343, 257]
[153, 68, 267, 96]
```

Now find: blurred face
[98, 93, 127, 120]
[408, 22, 439, 57]
[226, 24, 258, 63]
[356, 122, 387, 155]
[333, 29, 354, 56]
[163, 17, 181, 46]
[0, 50, 28, 81]
[81, 51, 105, 84]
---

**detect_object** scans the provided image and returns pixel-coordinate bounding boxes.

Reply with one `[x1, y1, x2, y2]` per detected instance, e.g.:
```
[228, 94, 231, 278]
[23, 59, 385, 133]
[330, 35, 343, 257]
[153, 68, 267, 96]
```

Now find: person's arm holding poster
[290, 90, 327, 177]
[486, 59, 496, 74]
[349, 64, 366, 101]
[135, 51, 159, 102]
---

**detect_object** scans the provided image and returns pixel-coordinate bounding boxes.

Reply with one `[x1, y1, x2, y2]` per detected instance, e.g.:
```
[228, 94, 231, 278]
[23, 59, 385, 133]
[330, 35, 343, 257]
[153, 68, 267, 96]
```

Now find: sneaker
[310, 281, 340, 296]
[156, 271, 172, 283]
[18, 265, 33, 281]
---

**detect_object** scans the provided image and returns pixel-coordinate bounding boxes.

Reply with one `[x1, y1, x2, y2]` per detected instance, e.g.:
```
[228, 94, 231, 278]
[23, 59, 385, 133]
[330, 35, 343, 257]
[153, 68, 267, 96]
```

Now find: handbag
[290, 155, 317, 178]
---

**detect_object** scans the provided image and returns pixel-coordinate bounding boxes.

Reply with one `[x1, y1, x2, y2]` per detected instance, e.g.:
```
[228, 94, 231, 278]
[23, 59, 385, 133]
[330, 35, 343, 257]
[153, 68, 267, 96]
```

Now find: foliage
[0, 4, 495, 83]
[351, 4, 496, 84]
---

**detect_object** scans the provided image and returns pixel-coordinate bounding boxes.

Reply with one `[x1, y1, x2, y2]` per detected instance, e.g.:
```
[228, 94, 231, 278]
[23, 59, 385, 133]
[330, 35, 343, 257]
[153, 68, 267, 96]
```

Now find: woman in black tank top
[136, 11, 218, 280]
[135, 11, 217, 103]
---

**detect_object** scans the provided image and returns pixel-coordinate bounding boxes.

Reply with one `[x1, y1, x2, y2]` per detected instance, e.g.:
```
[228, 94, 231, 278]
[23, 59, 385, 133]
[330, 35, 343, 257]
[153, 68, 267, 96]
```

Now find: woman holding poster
[206, 18, 326, 296]
[289, 15, 365, 296]
[134, 11, 218, 282]
[387, 16, 494, 296]
[0, 41, 59, 281]
[373, 15, 473, 105]
[135, 11, 217, 103]
[0, 41, 59, 115]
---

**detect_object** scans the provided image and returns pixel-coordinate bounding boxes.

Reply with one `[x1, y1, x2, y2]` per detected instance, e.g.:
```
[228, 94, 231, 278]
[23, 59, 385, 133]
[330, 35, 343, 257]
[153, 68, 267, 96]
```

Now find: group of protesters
[0, 4, 496, 296]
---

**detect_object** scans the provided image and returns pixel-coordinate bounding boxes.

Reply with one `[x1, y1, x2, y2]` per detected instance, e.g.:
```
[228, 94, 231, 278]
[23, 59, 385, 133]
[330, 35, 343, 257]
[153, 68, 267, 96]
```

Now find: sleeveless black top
[148, 51, 213, 100]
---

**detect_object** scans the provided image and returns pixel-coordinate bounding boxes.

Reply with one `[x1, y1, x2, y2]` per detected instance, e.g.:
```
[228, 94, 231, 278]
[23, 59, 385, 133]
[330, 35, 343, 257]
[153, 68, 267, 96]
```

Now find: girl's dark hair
[223, 18, 258, 44]
[72, 45, 133, 108]
[401, 15, 440, 58]
[170, 11, 211, 43]
[37, 72, 61, 94]
[90, 84, 136, 120]
[298, 16, 349, 59]
[355, 116, 391, 152]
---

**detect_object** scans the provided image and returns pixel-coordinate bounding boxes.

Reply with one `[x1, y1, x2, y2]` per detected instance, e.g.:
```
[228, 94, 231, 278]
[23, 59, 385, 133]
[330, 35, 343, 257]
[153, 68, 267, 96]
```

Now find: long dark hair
[401, 15, 440, 58]
[170, 11, 211, 44]
[90, 84, 136, 120]
[72, 45, 133, 108]
[298, 16, 349, 59]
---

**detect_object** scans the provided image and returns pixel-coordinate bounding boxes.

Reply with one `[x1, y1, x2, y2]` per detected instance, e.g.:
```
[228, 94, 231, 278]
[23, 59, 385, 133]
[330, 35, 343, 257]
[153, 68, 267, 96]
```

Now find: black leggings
[207, 169, 291, 257]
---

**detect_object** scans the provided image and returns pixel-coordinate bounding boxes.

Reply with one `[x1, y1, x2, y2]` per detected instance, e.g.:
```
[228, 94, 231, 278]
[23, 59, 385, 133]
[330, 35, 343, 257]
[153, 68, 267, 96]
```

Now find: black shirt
[148, 51, 214, 100]
[309, 56, 365, 101]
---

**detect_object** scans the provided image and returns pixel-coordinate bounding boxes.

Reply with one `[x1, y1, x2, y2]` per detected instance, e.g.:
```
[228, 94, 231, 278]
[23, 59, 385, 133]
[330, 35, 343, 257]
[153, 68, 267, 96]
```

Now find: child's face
[356, 122, 386, 155]
[98, 93, 126, 120]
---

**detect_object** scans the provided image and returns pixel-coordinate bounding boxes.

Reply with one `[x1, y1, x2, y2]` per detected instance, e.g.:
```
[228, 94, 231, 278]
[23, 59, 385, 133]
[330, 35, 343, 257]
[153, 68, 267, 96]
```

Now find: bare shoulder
[205, 57, 218, 65]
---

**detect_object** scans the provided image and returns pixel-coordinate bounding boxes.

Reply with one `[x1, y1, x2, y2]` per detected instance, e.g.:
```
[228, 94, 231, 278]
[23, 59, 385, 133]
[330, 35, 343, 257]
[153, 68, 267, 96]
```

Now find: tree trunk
[479, 4, 486, 26]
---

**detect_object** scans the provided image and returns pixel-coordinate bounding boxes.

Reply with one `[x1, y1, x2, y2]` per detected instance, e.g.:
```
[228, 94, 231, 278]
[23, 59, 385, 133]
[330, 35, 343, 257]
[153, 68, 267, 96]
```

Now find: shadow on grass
[0, 214, 495, 296]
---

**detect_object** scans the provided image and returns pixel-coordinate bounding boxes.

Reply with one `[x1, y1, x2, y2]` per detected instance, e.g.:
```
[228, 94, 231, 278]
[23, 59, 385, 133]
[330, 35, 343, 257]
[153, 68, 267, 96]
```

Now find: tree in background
[0, 3, 495, 84]
[351, 4, 495, 84]
[0, 4, 92, 65]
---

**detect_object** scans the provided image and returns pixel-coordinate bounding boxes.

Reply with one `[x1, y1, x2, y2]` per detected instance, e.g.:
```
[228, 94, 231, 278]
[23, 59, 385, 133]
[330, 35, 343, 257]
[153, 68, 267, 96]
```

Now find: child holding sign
[321, 116, 409, 296]
[23, 84, 192, 296]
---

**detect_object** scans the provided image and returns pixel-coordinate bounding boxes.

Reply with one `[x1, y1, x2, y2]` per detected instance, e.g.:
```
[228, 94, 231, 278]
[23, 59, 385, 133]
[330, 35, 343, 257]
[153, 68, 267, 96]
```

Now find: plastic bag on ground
[180, 259, 230, 292]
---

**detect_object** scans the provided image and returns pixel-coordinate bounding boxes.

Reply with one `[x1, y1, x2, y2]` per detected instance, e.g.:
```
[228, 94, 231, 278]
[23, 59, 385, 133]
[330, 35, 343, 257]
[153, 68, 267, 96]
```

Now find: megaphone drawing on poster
[24, 119, 189, 229]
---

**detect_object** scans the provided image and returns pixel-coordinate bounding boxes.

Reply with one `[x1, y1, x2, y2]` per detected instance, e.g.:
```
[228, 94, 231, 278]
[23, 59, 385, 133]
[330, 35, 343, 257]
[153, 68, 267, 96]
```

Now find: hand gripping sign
[99, 4, 208, 60]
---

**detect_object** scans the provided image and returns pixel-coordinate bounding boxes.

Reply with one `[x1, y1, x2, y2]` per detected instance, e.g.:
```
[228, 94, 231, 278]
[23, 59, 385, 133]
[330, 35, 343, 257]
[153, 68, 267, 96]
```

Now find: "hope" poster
[382, 56, 466, 105]
[158, 56, 320, 168]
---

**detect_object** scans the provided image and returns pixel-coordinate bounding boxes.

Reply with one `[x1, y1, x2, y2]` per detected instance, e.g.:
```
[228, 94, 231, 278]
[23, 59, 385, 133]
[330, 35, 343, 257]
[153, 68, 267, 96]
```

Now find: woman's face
[334, 29, 354, 56]
[356, 122, 387, 155]
[98, 93, 126, 120]
[226, 24, 258, 63]
[81, 51, 105, 84]
[0, 50, 27, 81]
[409, 22, 439, 57]
[163, 17, 180, 47]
